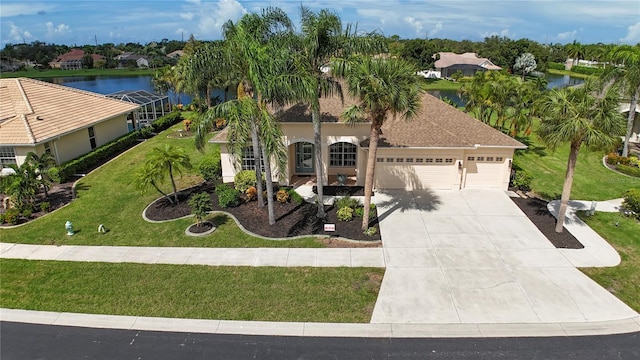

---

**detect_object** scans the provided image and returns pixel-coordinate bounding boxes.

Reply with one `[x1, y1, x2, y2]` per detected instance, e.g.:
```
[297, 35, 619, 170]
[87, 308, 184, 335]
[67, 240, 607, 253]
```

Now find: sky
[1, 0, 639, 47]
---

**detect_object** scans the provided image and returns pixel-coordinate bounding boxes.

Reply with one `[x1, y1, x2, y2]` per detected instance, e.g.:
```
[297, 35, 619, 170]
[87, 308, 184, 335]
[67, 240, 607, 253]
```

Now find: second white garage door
[374, 158, 457, 190]
[463, 156, 507, 188]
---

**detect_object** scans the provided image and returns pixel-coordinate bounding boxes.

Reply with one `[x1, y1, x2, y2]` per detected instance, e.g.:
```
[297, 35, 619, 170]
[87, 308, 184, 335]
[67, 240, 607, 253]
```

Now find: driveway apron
[371, 189, 637, 324]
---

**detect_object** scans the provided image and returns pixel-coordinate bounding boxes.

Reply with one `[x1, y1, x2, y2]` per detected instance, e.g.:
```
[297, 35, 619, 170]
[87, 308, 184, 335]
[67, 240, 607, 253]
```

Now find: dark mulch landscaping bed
[313, 186, 367, 196]
[187, 221, 215, 234]
[145, 182, 381, 242]
[0, 180, 77, 226]
[511, 196, 584, 249]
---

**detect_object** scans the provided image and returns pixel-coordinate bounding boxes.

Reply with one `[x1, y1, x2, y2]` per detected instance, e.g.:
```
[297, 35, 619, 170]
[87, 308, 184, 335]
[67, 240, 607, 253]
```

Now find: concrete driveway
[371, 189, 637, 324]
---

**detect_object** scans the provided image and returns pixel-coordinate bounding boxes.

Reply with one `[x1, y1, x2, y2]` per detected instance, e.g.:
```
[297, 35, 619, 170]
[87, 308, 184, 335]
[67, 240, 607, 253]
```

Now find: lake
[43, 72, 584, 109]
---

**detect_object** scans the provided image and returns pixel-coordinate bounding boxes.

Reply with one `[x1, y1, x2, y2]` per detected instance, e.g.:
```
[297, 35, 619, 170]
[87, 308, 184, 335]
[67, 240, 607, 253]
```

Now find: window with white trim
[425, 158, 433, 163]
[44, 142, 51, 155]
[467, 156, 475, 161]
[0, 147, 17, 168]
[377, 158, 384, 163]
[487, 156, 494, 161]
[435, 158, 443, 163]
[416, 158, 424, 163]
[496, 157, 504, 162]
[445, 158, 454, 163]
[241, 146, 264, 171]
[406, 158, 414, 163]
[386, 158, 394, 163]
[329, 142, 356, 167]
[477, 156, 484, 161]
[396, 158, 404, 163]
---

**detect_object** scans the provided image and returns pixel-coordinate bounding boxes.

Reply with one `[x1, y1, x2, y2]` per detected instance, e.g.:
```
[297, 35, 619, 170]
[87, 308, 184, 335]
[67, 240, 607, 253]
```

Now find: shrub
[3, 208, 20, 225]
[188, 192, 212, 225]
[234, 170, 264, 192]
[216, 187, 241, 208]
[606, 153, 619, 165]
[622, 189, 640, 219]
[22, 208, 32, 218]
[151, 111, 183, 133]
[364, 227, 378, 236]
[334, 196, 360, 210]
[245, 186, 257, 201]
[198, 156, 222, 183]
[617, 164, 640, 178]
[571, 65, 603, 76]
[40, 201, 50, 213]
[287, 189, 304, 204]
[336, 206, 354, 221]
[355, 204, 377, 219]
[183, 119, 192, 131]
[512, 170, 532, 191]
[547, 62, 565, 70]
[0, 213, 4, 224]
[276, 189, 290, 203]
[215, 118, 226, 130]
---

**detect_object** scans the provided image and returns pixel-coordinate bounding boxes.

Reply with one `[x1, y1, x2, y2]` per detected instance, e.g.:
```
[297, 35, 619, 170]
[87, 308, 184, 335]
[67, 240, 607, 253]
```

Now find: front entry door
[295, 142, 314, 173]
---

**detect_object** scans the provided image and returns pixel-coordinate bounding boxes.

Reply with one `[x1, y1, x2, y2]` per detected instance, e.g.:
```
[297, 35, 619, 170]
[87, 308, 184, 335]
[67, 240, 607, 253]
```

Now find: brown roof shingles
[0, 78, 139, 145]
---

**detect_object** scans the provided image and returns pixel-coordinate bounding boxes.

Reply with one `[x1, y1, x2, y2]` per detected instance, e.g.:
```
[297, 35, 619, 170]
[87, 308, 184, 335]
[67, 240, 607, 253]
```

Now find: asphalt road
[2, 321, 639, 360]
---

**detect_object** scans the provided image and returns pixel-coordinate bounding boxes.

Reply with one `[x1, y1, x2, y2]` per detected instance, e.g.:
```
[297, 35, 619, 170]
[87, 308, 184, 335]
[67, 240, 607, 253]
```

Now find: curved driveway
[372, 189, 637, 324]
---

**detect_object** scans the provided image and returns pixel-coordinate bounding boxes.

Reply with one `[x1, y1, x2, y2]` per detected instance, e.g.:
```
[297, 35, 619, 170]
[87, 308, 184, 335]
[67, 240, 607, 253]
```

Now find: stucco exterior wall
[93, 114, 129, 147]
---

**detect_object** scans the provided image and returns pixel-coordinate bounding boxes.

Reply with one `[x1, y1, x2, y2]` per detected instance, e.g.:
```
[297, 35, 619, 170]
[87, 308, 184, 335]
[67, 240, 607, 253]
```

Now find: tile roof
[49, 49, 105, 65]
[0, 78, 139, 145]
[435, 52, 501, 71]
[210, 92, 525, 149]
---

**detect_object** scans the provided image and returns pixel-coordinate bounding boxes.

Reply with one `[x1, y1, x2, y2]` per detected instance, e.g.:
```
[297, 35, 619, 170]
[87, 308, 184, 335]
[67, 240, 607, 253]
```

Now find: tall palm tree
[605, 45, 640, 157]
[537, 80, 625, 233]
[331, 56, 426, 230]
[195, 8, 294, 225]
[147, 144, 192, 204]
[25, 152, 56, 197]
[566, 40, 585, 67]
[291, 6, 386, 218]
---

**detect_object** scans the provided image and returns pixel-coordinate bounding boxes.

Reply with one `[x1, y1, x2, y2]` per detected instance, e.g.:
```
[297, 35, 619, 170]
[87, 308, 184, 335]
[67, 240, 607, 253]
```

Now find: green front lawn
[1, 68, 155, 79]
[0, 259, 383, 323]
[579, 212, 640, 312]
[0, 122, 319, 247]
[546, 68, 594, 79]
[422, 78, 462, 91]
[514, 135, 640, 200]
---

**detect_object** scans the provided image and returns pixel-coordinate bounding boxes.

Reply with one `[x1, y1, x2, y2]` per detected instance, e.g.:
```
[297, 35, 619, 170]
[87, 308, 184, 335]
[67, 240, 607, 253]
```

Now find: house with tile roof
[48, 49, 105, 70]
[0, 78, 140, 172]
[210, 93, 526, 190]
[434, 52, 502, 78]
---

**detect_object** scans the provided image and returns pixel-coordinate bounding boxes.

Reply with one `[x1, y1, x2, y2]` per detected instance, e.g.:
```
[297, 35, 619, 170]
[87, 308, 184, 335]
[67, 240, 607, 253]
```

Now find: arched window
[329, 142, 357, 167]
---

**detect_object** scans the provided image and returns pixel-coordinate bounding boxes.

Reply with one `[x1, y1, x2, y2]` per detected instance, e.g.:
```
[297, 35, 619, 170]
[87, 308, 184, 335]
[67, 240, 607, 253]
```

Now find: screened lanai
[106, 90, 169, 129]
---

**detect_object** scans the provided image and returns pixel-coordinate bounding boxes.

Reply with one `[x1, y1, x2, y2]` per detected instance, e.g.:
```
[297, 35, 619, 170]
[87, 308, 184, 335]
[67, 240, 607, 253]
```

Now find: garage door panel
[464, 162, 505, 188]
[375, 164, 455, 190]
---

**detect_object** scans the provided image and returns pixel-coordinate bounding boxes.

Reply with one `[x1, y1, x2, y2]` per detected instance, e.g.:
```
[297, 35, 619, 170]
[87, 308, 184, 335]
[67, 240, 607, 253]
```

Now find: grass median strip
[0, 259, 383, 323]
[579, 212, 640, 313]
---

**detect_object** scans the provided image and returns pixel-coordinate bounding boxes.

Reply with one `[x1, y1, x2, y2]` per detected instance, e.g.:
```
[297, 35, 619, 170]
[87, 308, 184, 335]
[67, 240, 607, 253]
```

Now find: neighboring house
[434, 52, 501, 78]
[620, 102, 640, 143]
[211, 93, 526, 191]
[115, 52, 150, 68]
[0, 78, 140, 172]
[166, 50, 184, 59]
[48, 49, 105, 69]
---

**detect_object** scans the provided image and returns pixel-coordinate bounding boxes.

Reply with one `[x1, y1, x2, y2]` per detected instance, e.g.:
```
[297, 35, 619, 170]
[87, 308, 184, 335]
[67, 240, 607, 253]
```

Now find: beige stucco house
[211, 93, 526, 191]
[435, 52, 502, 78]
[0, 78, 140, 172]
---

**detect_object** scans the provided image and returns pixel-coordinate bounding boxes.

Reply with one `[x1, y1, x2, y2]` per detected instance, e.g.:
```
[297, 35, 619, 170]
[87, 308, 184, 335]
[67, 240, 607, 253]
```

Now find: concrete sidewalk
[1, 190, 639, 338]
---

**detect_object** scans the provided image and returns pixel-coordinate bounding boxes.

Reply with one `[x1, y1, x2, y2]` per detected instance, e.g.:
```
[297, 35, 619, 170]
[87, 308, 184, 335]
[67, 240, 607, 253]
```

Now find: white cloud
[404, 16, 424, 36]
[481, 28, 514, 38]
[7, 22, 32, 42]
[46, 22, 70, 37]
[621, 22, 640, 43]
[180, 12, 194, 21]
[429, 23, 443, 37]
[556, 30, 577, 40]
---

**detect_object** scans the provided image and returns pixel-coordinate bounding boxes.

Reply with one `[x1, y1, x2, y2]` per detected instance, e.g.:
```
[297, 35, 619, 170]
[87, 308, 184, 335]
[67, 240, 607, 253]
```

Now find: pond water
[544, 72, 585, 89]
[39, 75, 197, 105]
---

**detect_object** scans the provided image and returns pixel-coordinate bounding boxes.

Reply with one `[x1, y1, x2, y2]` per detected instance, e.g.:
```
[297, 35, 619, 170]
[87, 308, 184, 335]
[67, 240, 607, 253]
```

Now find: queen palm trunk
[555, 142, 580, 233]
[622, 86, 639, 157]
[250, 121, 265, 208]
[312, 103, 326, 218]
[262, 146, 276, 225]
[362, 121, 381, 231]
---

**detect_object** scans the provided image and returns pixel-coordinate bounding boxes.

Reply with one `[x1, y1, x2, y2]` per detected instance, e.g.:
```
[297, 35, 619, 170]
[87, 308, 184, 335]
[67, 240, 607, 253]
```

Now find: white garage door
[375, 157, 457, 190]
[464, 156, 506, 188]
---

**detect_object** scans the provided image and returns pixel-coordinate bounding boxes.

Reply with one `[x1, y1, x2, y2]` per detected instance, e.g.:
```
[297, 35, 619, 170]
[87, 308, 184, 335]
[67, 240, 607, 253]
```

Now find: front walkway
[1, 189, 639, 337]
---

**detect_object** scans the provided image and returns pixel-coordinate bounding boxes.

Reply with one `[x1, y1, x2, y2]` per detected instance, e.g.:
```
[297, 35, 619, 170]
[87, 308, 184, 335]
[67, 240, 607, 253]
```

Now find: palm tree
[25, 152, 56, 197]
[195, 8, 294, 225]
[290, 6, 386, 218]
[135, 162, 174, 205]
[566, 40, 585, 67]
[147, 144, 192, 204]
[5, 163, 39, 211]
[331, 56, 426, 230]
[605, 45, 640, 157]
[537, 80, 625, 233]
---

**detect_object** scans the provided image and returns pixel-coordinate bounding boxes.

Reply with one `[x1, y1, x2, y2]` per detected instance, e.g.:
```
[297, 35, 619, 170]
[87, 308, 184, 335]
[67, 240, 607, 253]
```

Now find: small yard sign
[324, 223, 336, 232]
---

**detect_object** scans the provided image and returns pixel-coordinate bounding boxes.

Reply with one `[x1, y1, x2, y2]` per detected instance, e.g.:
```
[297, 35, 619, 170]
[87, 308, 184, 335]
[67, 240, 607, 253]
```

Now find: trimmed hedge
[570, 65, 603, 76]
[54, 112, 184, 182]
[617, 164, 640, 178]
[547, 62, 565, 70]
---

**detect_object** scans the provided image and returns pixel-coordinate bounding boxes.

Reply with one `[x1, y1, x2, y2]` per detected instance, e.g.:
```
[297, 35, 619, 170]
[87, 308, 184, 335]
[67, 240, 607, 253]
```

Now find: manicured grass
[0, 122, 320, 247]
[514, 134, 640, 200]
[546, 68, 593, 79]
[1, 68, 155, 79]
[422, 78, 462, 91]
[579, 212, 640, 312]
[0, 259, 383, 322]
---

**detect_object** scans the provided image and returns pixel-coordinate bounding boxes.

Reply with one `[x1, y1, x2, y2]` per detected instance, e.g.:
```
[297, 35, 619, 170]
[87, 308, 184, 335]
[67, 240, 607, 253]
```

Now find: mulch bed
[510, 196, 584, 249]
[0, 180, 77, 226]
[145, 182, 381, 242]
[313, 186, 367, 196]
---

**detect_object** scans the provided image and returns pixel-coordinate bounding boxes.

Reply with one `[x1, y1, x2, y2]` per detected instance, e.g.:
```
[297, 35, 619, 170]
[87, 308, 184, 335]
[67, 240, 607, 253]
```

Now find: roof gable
[0, 78, 139, 145]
